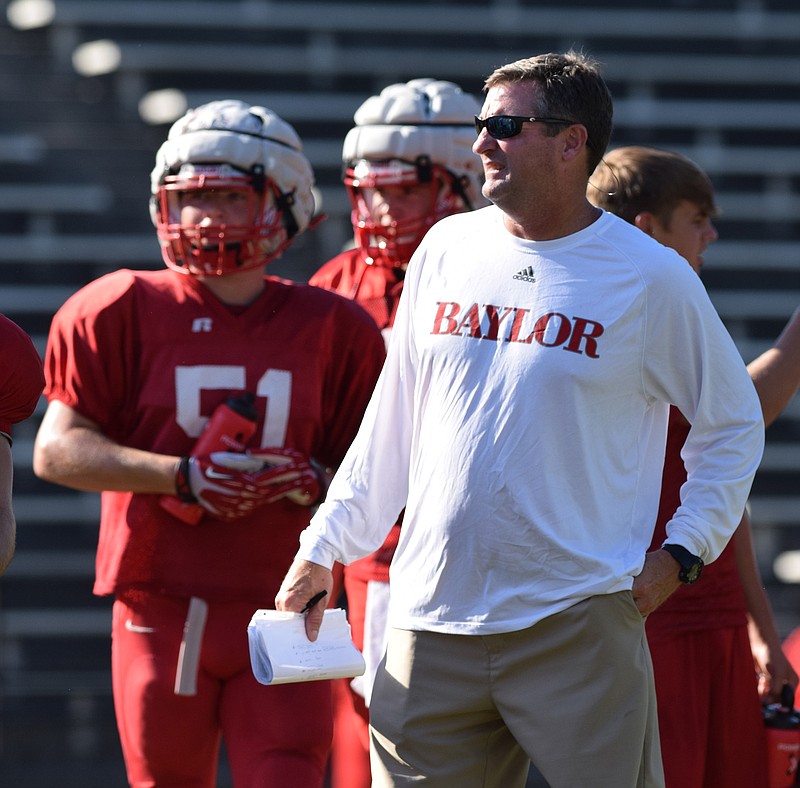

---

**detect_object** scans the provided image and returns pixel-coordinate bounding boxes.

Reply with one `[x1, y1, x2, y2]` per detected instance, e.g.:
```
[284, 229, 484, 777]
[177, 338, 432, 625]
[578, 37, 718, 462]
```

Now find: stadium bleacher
[1, 1, 799, 785]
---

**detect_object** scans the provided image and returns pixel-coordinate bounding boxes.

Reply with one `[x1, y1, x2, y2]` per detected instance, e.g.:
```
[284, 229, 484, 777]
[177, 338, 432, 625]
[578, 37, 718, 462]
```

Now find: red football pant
[647, 623, 767, 788]
[112, 593, 332, 788]
[329, 572, 371, 788]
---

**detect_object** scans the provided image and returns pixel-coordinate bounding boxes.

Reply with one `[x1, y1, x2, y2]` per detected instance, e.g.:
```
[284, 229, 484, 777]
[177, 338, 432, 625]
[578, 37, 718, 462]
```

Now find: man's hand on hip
[632, 549, 683, 617]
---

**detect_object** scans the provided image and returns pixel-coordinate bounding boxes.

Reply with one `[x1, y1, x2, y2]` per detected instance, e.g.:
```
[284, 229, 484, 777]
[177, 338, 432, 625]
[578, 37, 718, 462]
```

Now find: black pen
[300, 590, 328, 614]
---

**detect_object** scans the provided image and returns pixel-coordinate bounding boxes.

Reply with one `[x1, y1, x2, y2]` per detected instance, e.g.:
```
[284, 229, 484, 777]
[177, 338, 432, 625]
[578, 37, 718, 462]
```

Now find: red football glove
[182, 450, 323, 521]
[245, 448, 324, 507]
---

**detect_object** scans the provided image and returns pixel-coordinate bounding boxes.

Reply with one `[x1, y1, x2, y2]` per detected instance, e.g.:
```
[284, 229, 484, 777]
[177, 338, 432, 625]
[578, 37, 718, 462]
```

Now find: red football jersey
[310, 249, 405, 333]
[0, 312, 44, 438]
[646, 406, 746, 633]
[43, 269, 385, 602]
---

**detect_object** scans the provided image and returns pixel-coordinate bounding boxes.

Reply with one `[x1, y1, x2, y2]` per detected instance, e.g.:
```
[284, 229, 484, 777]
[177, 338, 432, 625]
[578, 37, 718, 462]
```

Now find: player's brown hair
[590, 146, 717, 228]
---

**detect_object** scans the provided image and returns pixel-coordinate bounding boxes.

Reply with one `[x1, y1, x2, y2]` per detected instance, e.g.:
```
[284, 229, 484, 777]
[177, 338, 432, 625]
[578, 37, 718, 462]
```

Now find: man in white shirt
[277, 51, 764, 788]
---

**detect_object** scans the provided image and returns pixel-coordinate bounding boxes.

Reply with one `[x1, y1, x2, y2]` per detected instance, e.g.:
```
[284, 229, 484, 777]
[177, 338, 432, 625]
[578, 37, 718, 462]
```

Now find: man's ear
[634, 211, 656, 236]
[562, 124, 590, 162]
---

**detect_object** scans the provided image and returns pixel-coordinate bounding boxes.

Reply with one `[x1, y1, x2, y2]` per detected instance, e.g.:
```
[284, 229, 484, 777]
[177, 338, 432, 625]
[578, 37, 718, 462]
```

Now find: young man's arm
[736, 306, 800, 700]
[747, 307, 800, 427]
[33, 400, 178, 494]
[735, 510, 798, 701]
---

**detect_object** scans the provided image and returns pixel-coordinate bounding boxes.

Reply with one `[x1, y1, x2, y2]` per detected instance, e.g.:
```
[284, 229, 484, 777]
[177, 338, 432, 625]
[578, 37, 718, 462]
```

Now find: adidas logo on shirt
[513, 266, 536, 283]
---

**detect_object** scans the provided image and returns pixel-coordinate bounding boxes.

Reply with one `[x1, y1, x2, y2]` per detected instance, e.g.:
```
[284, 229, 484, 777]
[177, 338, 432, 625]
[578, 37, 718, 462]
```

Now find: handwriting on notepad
[247, 608, 366, 685]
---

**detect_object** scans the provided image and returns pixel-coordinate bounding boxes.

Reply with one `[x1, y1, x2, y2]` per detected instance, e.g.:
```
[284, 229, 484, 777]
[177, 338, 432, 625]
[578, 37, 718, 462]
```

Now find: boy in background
[591, 145, 800, 788]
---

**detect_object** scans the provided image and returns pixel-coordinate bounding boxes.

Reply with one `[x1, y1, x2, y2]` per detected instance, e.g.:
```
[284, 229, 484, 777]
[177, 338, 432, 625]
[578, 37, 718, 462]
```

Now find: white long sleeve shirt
[299, 207, 764, 635]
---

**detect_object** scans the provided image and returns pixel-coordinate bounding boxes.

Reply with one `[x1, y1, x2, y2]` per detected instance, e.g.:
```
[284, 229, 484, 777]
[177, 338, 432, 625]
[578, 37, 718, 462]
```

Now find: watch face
[682, 561, 703, 584]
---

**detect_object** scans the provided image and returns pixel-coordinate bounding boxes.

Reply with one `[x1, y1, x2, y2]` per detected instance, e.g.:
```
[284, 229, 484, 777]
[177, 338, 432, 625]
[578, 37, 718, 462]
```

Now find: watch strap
[662, 543, 704, 584]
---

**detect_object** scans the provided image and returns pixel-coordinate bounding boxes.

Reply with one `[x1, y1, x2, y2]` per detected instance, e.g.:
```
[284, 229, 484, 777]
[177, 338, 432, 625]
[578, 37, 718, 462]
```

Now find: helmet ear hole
[275, 190, 300, 239]
[415, 155, 432, 183]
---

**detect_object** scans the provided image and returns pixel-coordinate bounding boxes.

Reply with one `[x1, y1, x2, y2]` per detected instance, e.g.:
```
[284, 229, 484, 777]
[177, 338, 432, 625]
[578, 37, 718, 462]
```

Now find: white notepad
[248, 608, 366, 685]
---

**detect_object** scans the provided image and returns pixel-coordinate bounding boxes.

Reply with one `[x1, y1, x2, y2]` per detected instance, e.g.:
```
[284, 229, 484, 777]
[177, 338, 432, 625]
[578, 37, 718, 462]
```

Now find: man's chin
[482, 174, 507, 195]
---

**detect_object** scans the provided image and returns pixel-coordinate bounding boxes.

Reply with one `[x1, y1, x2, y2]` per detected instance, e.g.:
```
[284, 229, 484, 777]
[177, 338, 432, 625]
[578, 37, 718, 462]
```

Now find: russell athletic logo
[513, 266, 536, 283]
[431, 301, 605, 358]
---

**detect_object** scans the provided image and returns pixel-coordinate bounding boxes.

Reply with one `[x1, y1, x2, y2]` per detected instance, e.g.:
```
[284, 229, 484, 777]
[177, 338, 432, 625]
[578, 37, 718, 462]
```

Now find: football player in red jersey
[309, 78, 486, 788]
[591, 145, 800, 788]
[0, 312, 44, 575]
[33, 100, 385, 788]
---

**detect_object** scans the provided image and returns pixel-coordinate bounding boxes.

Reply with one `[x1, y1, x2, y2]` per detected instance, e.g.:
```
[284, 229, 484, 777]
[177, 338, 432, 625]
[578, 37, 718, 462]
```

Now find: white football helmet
[150, 100, 317, 276]
[343, 78, 486, 267]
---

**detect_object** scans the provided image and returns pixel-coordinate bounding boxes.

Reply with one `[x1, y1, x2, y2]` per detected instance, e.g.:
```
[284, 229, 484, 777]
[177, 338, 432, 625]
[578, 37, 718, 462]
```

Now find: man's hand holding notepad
[248, 608, 365, 685]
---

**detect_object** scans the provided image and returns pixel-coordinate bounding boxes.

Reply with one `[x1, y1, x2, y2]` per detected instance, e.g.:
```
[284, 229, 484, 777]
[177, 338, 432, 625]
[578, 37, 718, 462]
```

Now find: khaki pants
[369, 592, 664, 788]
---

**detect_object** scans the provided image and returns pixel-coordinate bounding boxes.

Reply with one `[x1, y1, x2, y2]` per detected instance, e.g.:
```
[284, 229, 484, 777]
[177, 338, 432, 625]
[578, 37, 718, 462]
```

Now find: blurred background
[0, 0, 798, 785]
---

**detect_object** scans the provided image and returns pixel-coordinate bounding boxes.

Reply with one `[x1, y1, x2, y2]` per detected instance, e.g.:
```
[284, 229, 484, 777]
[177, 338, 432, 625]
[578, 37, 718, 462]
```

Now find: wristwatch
[662, 543, 704, 584]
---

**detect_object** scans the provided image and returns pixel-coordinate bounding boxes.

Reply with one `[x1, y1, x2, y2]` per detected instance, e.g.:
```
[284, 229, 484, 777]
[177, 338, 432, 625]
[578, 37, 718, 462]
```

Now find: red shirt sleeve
[43, 271, 143, 442]
[0, 313, 45, 437]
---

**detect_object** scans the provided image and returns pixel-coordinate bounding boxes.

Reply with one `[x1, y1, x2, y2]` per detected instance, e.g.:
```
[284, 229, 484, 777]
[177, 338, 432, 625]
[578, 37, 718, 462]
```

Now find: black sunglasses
[474, 114, 577, 140]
